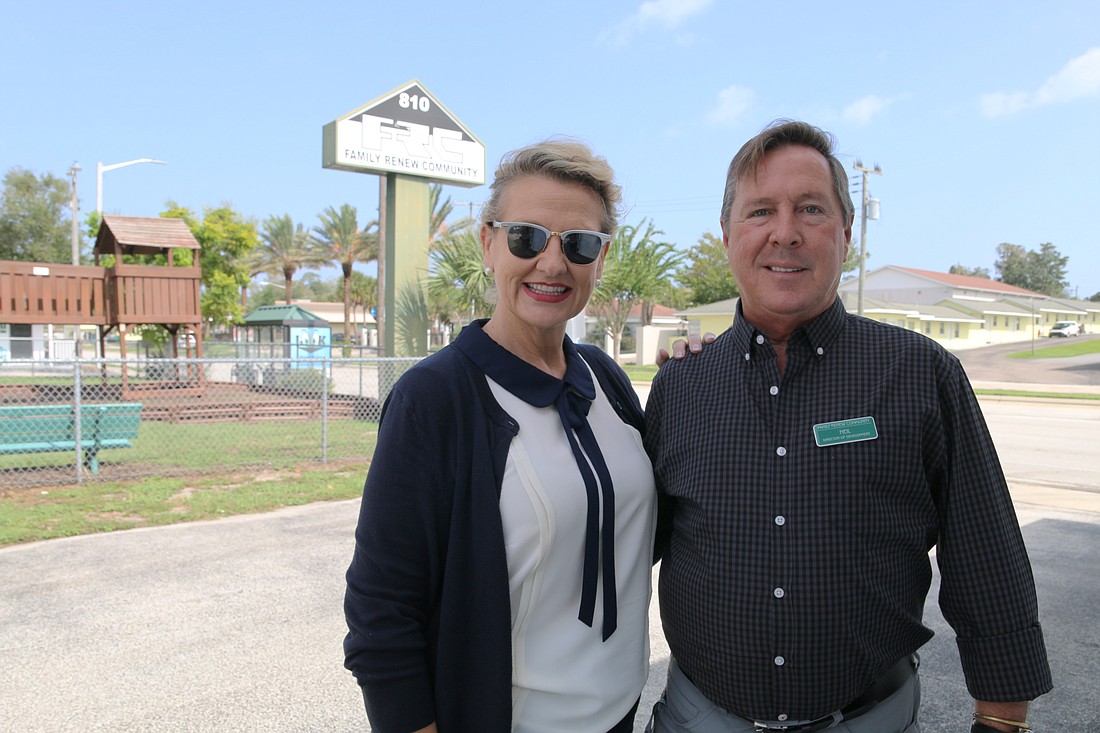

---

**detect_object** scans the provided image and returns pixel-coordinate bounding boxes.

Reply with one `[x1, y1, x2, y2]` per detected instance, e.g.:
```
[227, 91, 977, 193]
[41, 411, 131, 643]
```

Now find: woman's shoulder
[387, 346, 480, 412]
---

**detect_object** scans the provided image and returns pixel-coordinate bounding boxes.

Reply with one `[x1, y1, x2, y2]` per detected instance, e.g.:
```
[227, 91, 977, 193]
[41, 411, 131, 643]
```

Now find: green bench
[0, 403, 143, 474]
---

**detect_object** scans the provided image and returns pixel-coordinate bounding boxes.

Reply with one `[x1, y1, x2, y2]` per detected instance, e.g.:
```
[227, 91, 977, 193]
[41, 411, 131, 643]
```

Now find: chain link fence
[0, 355, 422, 489]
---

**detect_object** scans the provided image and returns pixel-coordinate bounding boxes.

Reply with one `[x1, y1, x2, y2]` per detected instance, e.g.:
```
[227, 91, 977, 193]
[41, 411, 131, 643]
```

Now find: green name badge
[813, 417, 879, 447]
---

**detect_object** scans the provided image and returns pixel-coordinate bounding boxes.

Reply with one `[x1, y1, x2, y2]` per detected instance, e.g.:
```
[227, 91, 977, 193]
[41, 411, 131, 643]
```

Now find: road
[2, 338, 1099, 731]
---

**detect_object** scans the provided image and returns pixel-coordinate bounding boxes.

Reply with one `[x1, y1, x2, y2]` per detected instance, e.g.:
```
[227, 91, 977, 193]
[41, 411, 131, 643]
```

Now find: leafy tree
[995, 242, 1069, 296]
[591, 219, 681, 359]
[428, 229, 495, 329]
[843, 244, 861, 274]
[313, 204, 378, 342]
[949, 263, 991, 278]
[1088, 291, 1100, 303]
[84, 211, 103, 255]
[0, 167, 72, 262]
[677, 232, 738, 306]
[162, 203, 261, 334]
[296, 272, 340, 302]
[254, 214, 326, 304]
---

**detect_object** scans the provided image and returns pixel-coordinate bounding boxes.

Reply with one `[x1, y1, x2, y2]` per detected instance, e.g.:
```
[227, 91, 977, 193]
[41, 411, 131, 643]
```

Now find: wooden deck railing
[107, 264, 201, 324]
[0, 260, 202, 326]
[0, 261, 109, 325]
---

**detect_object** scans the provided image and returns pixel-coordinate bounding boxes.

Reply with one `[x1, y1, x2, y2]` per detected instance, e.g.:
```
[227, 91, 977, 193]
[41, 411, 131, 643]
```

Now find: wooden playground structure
[0, 215, 204, 396]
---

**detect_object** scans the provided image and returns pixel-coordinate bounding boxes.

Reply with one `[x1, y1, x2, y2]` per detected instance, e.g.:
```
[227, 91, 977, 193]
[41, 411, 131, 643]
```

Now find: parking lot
[2, 339, 1099, 731]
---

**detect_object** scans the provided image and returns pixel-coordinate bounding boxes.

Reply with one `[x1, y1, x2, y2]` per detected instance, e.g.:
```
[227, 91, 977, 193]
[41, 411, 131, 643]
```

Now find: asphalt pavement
[2, 339, 1099, 732]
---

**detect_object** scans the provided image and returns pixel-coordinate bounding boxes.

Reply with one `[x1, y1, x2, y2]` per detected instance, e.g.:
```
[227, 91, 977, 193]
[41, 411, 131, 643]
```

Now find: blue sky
[3, 0, 1098, 298]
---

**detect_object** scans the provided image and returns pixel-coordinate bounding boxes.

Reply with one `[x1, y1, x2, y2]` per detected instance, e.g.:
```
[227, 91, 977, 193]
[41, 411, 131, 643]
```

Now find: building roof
[677, 297, 738, 317]
[916, 302, 986, 323]
[887, 266, 1038, 296]
[242, 304, 329, 326]
[838, 292, 919, 315]
[290, 300, 375, 325]
[94, 215, 201, 256]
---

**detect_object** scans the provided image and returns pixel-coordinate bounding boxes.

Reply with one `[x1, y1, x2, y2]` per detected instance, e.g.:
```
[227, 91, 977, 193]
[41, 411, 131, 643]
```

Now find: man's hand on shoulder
[656, 332, 717, 367]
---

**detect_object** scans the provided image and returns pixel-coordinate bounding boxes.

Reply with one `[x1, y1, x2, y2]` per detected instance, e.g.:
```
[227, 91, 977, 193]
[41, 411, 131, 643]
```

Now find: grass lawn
[0, 420, 378, 546]
[0, 461, 371, 546]
[1007, 338, 1100, 359]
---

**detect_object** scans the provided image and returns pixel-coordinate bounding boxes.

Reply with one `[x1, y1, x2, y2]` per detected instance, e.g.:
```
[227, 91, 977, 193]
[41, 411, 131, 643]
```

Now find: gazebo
[240, 304, 332, 361]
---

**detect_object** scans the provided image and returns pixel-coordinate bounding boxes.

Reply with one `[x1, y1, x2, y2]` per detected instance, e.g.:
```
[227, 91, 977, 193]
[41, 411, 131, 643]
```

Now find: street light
[853, 159, 883, 317]
[96, 157, 167, 214]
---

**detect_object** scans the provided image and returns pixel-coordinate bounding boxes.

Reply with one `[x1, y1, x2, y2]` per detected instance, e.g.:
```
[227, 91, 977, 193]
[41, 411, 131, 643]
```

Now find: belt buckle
[753, 712, 840, 732]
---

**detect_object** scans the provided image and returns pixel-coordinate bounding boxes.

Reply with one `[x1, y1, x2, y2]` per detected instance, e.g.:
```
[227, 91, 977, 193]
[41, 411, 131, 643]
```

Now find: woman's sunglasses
[491, 222, 610, 266]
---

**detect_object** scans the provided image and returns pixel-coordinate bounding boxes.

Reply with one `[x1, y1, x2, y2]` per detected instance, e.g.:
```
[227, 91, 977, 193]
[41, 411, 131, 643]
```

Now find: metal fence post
[320, 358, 330, 464]
[73, 358, 84, 484]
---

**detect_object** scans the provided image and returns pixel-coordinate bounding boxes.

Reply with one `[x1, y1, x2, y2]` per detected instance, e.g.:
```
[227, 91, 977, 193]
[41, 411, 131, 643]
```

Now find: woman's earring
[484, 266, 493, 276]
[595, 277, 603, 288]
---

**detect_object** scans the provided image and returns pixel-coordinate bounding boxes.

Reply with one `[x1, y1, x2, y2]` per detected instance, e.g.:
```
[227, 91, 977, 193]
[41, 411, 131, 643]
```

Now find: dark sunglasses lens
[505, 225, 547, 259]
[562, 233, 603, 265]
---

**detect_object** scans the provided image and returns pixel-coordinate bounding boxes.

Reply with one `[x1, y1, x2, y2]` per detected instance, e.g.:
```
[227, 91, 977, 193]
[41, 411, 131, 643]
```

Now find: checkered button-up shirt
[645, 298, 1051, 721]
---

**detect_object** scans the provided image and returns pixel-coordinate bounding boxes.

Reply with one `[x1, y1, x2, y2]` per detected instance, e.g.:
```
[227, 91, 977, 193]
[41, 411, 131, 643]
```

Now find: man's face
[722, 145, 853, 338]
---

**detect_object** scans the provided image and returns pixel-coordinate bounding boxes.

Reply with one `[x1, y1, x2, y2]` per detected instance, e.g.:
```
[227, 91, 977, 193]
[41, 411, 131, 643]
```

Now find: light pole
[853, 160, 883, 317]
[68, 162, 81, 265]
[96, 157, 167, 214]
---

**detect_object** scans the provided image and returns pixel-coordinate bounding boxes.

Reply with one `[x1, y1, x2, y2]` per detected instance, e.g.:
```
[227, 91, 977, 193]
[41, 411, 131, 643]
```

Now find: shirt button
[775, 515, 786, 526]
[776, 446, 786, 457]
[769, 385, 779, 396]
[756, 334, 765, 345]
[774, 656, 785, 666]
[816, 346, 824, 356]
[778, 714, 789, 722]
[744, 352, 750, 360]
[773, 587, 785, 598]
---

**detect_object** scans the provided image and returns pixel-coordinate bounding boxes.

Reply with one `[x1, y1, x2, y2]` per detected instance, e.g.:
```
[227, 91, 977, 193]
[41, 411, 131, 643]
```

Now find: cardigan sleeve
[343, 382, 451, 733]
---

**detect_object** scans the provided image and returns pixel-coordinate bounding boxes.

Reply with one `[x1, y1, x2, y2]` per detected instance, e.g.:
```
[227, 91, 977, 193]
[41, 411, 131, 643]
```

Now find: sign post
[323, 80, 485, 356]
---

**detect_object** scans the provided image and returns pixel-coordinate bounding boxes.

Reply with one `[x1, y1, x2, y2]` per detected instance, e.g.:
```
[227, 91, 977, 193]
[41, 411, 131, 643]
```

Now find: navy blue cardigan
[343, 322, 645, 733]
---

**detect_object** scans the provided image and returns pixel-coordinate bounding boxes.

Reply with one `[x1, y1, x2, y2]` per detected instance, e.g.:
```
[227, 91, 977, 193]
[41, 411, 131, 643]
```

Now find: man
[644, 120, 1051, 733]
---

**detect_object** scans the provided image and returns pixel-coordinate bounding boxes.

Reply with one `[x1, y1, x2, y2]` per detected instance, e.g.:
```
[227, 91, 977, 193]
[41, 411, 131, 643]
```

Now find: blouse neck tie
[463, 323, 618, 641]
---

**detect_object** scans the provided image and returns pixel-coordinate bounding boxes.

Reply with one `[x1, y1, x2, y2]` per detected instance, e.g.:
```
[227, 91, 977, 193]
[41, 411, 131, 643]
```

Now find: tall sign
[323, 80, 484, 357]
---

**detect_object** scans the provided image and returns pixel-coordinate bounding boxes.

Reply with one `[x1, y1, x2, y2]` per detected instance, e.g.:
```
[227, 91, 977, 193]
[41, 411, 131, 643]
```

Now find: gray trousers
[647, 658, 921, 733]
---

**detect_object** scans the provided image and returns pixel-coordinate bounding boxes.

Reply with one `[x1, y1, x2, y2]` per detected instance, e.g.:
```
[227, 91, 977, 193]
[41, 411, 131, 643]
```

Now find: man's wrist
[972, 711, 1033, 732]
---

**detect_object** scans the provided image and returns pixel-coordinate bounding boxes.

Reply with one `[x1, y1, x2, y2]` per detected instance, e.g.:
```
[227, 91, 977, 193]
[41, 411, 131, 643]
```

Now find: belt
[753, 655, 917, 732]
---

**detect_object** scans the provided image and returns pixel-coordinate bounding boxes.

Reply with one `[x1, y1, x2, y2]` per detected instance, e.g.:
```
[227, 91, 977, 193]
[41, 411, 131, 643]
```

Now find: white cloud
[979, 91, 1028, 118]
[1034, 47, 1100, 105]
[980, 47, 1100, 117]
[603, 0, 713, 45]
[706, 85, 754, 126]
[842, 95, 891, 126]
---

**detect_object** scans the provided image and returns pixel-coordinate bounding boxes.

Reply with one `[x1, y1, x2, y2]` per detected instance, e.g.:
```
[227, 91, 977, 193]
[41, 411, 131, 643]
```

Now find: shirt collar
[453, 319, 595, 407]
[731, 296, 848, 361]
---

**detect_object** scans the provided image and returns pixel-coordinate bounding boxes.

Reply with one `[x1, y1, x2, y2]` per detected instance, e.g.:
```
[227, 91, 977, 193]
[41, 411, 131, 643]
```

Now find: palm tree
[254, 214, 326, 304]
[428, 229, 496, 330]
[345, 270, 377, 342]
[429, 183, 455, 244]
[591, 219, 681, 360]
[313, 204, 378, 342]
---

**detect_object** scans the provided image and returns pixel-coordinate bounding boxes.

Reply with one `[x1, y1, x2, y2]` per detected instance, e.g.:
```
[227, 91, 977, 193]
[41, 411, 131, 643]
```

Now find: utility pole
[853, 160, 883, 317]
[68, 162, 81, 265]
[454, 200, 479, 224]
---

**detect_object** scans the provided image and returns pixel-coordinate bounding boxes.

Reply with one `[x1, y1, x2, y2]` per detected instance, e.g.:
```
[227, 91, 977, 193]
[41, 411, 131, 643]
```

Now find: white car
[1049, 321, 1080, 337]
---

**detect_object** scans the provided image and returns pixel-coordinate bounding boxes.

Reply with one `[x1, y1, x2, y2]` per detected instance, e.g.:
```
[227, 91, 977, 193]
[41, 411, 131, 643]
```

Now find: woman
[343, 140, 656, 733]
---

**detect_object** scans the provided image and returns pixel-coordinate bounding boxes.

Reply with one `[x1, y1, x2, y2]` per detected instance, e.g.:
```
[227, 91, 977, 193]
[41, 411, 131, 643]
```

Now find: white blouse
[488, 365, 657, 733]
